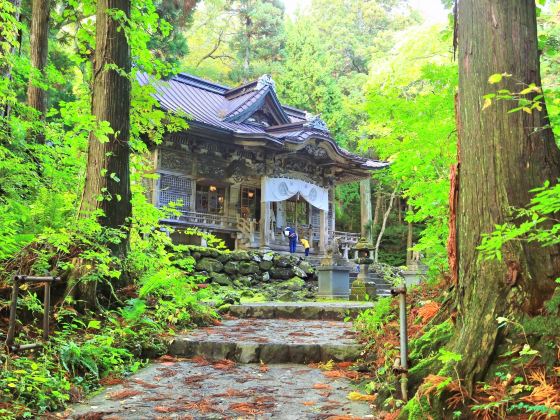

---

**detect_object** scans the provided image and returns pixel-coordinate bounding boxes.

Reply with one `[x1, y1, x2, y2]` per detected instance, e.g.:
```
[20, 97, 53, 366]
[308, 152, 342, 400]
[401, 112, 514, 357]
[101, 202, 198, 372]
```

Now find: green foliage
[361, 25, 457, 278]
[479, 180, 560, 260]
[0, 355, 71, 416]
[354, 296, 394, 335]
[409, 320, 453, 361]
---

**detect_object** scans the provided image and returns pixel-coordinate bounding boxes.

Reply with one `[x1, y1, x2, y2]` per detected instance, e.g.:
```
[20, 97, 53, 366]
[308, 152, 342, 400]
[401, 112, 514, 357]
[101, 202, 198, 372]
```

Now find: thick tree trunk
[1, 0, 22, 119]
[76, 0, 131, 308]
[27, 0, 50, 130]
[452, 0, 560, 391]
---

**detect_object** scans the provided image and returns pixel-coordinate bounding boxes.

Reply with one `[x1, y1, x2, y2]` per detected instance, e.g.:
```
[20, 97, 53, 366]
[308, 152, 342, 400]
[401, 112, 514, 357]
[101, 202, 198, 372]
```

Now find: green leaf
[488, 73, 503, 84]
[87, 320, 102, 330]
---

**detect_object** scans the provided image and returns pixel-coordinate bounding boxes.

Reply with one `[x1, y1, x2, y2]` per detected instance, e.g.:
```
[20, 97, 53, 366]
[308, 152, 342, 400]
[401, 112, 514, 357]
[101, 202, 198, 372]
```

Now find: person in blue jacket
[284, 226, 298, 253]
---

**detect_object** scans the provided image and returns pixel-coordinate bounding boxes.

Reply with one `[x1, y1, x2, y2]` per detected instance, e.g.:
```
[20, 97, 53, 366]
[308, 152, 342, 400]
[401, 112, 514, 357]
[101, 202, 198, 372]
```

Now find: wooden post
[319, 209, 327, 254]
[6, 278, 19, 348]
[360, 179, 372, 242]
[260, 178, 270, 248]
[42, 282, 51, 340]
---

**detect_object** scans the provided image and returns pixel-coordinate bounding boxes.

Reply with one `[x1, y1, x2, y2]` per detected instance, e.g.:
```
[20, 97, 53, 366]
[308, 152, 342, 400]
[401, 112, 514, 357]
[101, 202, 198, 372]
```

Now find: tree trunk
[373, 188, 381, 227]
[27, 0, 50, 142]
[374, 185, 398, 263]
[1, 0, 22, 119]
[76, 0, 131, 308]
[406, 203, 413, 266]
[452, 0, 560, 392]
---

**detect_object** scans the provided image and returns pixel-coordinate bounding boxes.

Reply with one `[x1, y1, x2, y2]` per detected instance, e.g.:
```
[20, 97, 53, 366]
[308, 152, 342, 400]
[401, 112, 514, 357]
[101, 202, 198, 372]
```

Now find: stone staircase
[349, 271, 393, 297]
[168, 302, 374, 364]
[70, 301, 377, 418]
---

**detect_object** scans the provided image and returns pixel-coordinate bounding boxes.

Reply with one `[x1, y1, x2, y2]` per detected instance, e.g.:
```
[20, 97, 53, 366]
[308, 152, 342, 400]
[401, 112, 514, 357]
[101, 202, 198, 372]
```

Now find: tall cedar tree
[27, 0, 50, 142]
[77, 0, 131, 306]
[1, 0, 22, 118]
[451, 0, 560, 391]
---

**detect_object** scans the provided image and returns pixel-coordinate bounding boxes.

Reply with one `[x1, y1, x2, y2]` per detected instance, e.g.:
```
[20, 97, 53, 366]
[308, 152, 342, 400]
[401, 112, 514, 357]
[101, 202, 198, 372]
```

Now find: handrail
[163, 210, 239, 230]
[333, 231, 361, 244]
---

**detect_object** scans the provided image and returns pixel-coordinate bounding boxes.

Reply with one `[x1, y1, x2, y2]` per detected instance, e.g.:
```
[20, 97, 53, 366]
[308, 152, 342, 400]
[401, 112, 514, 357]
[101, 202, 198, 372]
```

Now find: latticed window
[158, 174, 193, 211]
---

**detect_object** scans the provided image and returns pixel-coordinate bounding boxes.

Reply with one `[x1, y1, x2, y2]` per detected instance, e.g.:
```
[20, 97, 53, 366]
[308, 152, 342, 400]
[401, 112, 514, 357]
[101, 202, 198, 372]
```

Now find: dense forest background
[0, 0, 457, 270]
[3, 0, 558, 270]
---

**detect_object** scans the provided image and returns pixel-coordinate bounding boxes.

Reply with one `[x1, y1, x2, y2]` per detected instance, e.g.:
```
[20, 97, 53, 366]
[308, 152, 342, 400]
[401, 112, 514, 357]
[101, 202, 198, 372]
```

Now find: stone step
[228, 301, 374, 321]
[168, 318, 362, 364]
[69, 361, 373, 419]
[349, 272, 393, 297]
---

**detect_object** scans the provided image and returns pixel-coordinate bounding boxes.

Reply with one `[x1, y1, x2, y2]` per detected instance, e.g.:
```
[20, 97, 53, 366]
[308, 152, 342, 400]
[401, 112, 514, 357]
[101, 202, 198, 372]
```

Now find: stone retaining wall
[179, 247, 317, 301]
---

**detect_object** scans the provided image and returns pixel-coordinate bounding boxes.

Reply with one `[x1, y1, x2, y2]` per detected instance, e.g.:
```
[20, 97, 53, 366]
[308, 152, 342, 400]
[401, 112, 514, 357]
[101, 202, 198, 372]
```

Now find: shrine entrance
[285, 194, 309, 229]
[240, 186, 261, 220]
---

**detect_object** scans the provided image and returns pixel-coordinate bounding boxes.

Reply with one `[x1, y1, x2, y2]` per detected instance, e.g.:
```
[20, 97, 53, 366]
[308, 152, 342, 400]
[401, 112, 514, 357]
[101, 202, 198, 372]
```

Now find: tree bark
[452, 0, 560, 392]
[374, 185, 398, 263]
[406, 203, 413, 266]
[76, 0, 131, 308]
[1, 0, 22, 119]
[27, 0, 50, 131]
[373, 187, 381, 228]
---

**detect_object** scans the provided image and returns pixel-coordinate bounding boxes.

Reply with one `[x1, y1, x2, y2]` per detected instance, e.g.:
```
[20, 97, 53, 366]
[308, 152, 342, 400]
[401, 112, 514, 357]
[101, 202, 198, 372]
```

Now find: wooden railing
[162, 210, 239, 230]
[333, 231, 361, 244]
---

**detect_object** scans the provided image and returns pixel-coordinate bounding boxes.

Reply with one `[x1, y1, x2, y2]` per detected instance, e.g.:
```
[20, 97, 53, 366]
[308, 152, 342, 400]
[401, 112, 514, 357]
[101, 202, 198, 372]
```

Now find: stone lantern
[349, 237, 376, 301]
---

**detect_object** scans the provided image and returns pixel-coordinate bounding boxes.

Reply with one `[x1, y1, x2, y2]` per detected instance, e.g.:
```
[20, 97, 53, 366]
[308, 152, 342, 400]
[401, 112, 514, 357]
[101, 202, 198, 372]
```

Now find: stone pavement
[68, 302, 375, 419]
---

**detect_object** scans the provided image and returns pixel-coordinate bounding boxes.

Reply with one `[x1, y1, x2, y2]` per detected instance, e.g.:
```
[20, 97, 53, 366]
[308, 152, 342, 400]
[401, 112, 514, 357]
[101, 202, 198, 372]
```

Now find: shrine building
[139, 72, 387, 254]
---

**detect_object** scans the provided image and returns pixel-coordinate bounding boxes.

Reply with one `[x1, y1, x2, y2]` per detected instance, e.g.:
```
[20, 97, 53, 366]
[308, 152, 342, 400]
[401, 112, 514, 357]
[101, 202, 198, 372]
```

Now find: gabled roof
[137, 72, 388, 175]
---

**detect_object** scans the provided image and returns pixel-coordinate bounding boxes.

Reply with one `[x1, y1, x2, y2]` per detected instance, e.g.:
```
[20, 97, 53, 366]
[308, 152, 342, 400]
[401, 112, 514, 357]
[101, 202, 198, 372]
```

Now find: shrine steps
[168, 302, 373, 364]
[228, 301, 374, 321]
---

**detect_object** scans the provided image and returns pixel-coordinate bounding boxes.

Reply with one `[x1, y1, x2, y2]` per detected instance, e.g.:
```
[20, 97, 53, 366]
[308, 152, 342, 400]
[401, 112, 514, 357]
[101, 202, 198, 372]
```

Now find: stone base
[402, 269, 427, 287]
[349, 281, 367, 301]
[317, 265, 350, 300]
[364, 281, 377, 300]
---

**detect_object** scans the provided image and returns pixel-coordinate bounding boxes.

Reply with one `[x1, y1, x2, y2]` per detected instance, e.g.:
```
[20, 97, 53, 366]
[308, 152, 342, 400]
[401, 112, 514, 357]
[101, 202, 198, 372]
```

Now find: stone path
[68, 302, 375, 419]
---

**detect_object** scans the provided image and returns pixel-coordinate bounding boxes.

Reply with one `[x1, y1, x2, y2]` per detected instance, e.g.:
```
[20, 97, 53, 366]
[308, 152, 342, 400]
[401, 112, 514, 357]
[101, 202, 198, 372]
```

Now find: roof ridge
[173, 73, 231, 94]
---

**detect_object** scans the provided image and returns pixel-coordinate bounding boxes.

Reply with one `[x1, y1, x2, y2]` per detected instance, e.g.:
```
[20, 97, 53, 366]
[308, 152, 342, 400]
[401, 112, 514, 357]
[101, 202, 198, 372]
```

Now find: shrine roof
[137, 72, 387, 172]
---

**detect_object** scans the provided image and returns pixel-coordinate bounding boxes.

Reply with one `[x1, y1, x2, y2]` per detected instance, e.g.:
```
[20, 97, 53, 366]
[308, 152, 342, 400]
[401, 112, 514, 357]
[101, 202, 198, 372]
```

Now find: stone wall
[180, 247, 317, 301]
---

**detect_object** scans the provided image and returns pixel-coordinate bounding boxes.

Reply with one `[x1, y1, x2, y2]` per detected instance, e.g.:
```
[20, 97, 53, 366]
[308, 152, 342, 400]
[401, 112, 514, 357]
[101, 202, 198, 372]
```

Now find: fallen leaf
[157, 367, 178, 378]
[336, 361, 353, 369]
[347, 391, 377, 401]
[212, 359, 236, 370]
[229, 402, 265, 415]
[99, 376, 125, 386]
[133, 379, 160, 389]
[313, 383, 333, 390]
[154, 406, 182, 413]
[183, 374, 210, 384]
[191, 355, 210, 366]
[107, 389, 141, 400]
[323, 370, 359, 380]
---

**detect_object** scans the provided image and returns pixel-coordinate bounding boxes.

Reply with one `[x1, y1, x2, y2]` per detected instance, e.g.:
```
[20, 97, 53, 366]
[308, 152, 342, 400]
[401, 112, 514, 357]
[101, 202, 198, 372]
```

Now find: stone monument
[402, 247, 428, 287]
[349, 237, 376, 301]
[317, 238, 351, 300]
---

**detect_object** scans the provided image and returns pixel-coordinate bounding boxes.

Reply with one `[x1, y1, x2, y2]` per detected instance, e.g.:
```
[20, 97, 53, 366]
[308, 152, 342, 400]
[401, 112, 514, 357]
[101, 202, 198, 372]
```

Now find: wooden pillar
[319, 209, 327, 254]
[260, 178, 270, 248]
[360, 179, 372, 241]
